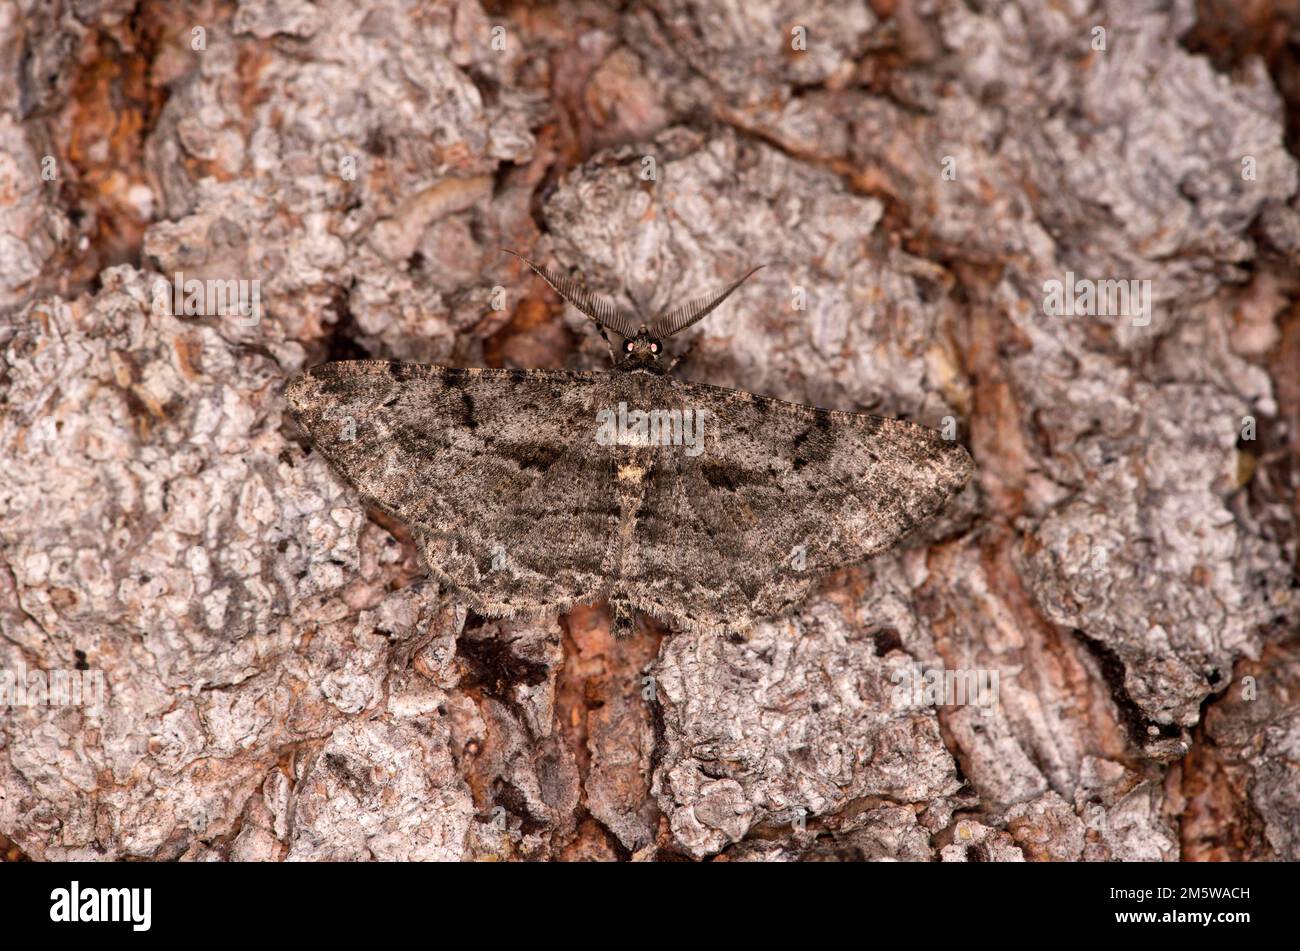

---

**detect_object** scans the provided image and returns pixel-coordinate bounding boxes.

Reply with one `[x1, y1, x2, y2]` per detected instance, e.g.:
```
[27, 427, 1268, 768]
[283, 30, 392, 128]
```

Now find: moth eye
[624, 341, 633, 352]
[650, 343, 659, 353]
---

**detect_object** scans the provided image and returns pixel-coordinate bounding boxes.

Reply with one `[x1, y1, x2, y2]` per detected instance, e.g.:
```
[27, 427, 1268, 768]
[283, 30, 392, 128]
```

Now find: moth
[286, 252, 973, 638]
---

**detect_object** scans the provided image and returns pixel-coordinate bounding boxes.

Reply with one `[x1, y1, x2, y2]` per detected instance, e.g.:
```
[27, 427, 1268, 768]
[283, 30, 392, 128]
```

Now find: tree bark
[0, 0, 1296, 861]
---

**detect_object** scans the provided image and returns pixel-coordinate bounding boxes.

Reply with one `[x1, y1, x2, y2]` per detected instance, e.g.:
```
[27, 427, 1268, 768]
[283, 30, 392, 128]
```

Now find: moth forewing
[285, 263, 973, 640]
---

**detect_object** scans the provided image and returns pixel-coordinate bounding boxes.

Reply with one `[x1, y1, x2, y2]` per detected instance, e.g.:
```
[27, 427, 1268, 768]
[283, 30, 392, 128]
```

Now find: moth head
[503, 250, 765, 366]
[620, 328, 664, 363]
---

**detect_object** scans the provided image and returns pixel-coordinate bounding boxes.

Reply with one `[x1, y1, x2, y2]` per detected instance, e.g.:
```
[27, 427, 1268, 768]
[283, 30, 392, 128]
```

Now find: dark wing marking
[618, 379, 973, 634]
[285, 361, 620, 617]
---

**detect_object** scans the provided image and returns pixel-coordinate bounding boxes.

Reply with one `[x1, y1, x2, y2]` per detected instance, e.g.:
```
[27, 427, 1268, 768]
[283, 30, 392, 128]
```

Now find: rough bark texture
[1, 0, 1297, 861]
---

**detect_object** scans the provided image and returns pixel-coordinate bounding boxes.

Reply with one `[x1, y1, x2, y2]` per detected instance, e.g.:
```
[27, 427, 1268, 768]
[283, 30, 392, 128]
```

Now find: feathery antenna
[651, 265, 766, 338]
[504, 250, 641, 340]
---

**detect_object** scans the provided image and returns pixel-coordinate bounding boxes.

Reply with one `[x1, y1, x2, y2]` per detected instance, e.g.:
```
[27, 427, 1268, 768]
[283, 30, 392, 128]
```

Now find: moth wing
[285, 361, 619, 617]
[627, 380, 973, 633]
